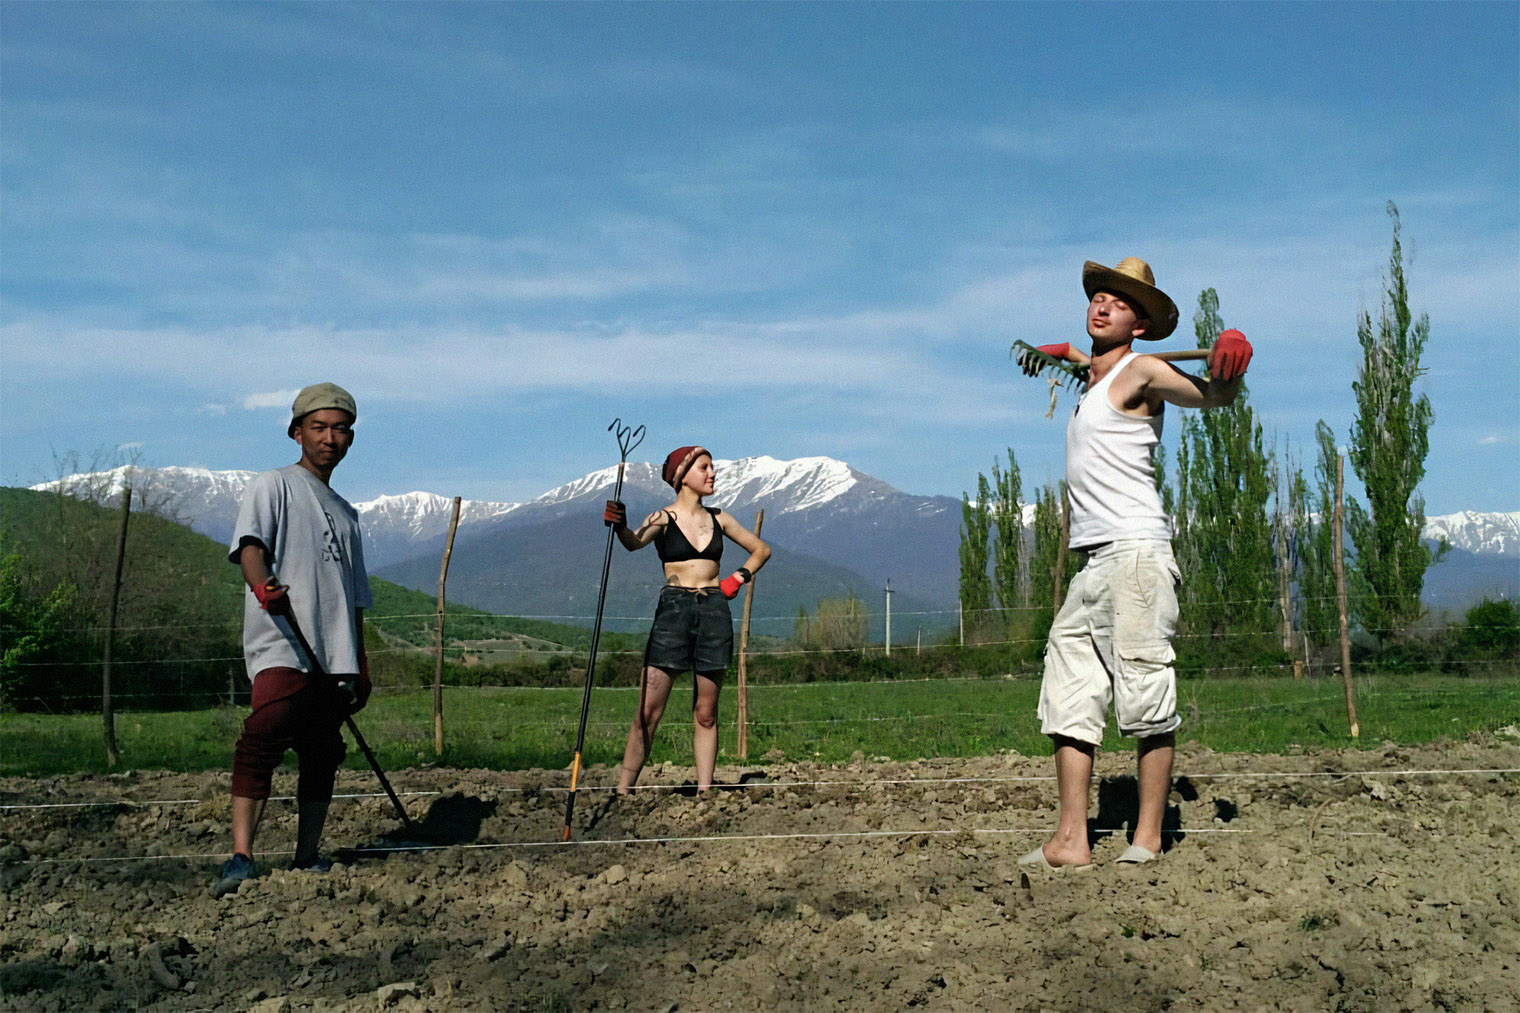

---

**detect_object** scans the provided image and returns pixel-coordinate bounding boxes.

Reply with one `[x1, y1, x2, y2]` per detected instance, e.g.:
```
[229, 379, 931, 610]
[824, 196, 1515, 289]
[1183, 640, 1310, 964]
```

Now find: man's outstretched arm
[1140, 329, 1252, 409]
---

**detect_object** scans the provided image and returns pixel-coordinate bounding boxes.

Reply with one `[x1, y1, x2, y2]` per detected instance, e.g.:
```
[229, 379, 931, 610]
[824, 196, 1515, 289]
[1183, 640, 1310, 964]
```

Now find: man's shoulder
[243, 465, 301, 495]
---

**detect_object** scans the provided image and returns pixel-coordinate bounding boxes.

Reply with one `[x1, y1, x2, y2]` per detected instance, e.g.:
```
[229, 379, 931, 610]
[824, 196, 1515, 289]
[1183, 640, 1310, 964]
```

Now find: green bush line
[3, 672, 1516, 778]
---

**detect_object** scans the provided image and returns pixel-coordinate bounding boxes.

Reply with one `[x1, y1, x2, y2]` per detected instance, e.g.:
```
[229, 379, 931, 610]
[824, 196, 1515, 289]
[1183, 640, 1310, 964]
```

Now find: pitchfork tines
[608, 418, 646, 462]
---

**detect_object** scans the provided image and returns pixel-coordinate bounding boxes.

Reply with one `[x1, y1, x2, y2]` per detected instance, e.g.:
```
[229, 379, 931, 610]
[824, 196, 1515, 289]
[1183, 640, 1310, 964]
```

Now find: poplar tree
[1346, 202, 1440, 643]
[989, 450, 1023, 616]
[1029, 482, 1078, 620]
[1297, 421, 1341, 651]
[1172, 289, 1276, 649]
[958, 475, 993, 630]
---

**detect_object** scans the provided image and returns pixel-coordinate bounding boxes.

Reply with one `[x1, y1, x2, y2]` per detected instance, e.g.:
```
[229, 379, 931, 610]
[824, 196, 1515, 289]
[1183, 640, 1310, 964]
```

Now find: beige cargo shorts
[1037, 539, 1182, 745]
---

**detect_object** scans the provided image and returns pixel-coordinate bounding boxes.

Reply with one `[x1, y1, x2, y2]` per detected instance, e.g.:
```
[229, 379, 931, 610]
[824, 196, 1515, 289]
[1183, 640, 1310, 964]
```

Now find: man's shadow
[1089, 775, 1194, 853]
[337, 795, 498, 861]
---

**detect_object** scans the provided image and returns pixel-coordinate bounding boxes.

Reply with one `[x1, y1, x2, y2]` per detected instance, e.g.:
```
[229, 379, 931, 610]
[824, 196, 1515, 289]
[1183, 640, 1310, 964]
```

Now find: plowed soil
[3, 738, 1518, 1011]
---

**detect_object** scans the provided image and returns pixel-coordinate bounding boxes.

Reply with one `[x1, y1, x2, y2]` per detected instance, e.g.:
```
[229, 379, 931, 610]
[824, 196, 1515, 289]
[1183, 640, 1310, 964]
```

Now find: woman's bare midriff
[663, 559, 720, 589]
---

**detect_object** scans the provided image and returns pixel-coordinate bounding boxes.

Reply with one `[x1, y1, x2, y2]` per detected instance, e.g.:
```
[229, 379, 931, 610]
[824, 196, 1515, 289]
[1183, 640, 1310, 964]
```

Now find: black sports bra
[654, 508, 723, 565]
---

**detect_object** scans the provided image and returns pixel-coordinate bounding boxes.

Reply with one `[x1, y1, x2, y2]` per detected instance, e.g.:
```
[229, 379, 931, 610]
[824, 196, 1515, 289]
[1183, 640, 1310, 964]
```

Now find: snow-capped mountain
[1424, 511, 1520, 558]
[26, 461, 1518, 617]
[519, 455, 880, 519]
[31, 466, 519, 568]
[34, 465, 259, 540]
[457, 455, 962, 607]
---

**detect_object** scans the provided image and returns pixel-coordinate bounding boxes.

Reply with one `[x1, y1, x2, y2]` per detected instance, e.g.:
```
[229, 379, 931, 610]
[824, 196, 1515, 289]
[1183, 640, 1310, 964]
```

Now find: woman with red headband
[602, 445, 771, 793]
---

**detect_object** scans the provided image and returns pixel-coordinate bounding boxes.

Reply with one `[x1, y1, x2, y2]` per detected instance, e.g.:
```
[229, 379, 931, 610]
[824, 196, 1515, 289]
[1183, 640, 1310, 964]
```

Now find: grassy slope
[1, 485, 643, 662]
[3, 671, 1516, 777]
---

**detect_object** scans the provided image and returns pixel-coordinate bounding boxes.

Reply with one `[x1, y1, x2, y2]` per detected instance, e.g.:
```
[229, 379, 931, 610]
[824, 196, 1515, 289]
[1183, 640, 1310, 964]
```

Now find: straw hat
[1081, 257, 1178, 340]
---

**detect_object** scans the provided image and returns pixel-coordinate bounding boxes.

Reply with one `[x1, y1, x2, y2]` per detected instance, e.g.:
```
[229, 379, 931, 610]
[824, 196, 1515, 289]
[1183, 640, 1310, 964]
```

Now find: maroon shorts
[230, 667, 350, 802]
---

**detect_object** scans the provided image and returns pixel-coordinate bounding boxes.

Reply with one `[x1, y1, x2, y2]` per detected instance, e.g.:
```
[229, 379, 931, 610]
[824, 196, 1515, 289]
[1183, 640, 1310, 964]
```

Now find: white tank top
[1065, 352, 1173, 550]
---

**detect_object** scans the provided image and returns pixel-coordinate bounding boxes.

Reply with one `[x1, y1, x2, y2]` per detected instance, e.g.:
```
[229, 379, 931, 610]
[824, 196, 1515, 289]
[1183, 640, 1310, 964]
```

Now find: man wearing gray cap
[212, 382, 373, 897]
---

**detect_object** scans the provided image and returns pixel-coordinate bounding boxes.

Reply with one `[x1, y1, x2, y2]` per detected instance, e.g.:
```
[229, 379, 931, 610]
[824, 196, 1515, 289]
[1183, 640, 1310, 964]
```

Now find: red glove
[603, 500, 626, 527]
[719, 571, 747, 599]
[253, 580, 289, 616]
[1210, 329, 1253, 382]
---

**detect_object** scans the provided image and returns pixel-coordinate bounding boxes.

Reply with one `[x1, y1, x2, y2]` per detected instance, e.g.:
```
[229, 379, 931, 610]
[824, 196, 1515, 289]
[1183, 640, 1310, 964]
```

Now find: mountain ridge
[27, 462, 1518, 622]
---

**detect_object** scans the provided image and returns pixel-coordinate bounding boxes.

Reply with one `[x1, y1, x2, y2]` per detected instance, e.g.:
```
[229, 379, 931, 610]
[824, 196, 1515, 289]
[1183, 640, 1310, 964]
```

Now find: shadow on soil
[337, 794, 498, 861]
[1091, 774, 1188, 853]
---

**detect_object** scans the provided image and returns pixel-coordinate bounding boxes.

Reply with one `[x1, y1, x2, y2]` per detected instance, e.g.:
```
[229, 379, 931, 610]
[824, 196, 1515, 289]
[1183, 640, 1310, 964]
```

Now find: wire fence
[3, 583, 1513, 729]
[10, 589, 1514, 638]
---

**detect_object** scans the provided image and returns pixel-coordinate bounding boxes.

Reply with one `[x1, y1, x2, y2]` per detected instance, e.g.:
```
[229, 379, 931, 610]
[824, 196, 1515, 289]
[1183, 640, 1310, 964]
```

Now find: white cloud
[243, 390, 300, 411]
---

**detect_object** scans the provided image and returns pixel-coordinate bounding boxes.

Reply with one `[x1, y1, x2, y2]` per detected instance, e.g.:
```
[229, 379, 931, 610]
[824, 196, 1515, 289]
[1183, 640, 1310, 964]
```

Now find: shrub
[1461, 598, 1519, 657]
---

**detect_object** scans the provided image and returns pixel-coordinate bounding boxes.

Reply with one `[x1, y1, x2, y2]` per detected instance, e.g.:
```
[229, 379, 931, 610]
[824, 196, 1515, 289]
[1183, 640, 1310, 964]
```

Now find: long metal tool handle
[561, 418, 645, 841]
[281, 608, 419, 834]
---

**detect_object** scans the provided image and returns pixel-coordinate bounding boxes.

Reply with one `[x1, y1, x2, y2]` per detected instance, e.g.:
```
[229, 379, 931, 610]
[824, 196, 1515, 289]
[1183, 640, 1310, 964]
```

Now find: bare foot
[1021, 839, 1092, 868]
[1040, 839, 1092, 867]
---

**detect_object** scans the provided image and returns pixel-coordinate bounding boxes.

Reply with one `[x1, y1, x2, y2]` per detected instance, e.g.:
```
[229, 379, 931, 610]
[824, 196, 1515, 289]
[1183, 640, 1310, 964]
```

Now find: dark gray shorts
[645, 586, 734, 675]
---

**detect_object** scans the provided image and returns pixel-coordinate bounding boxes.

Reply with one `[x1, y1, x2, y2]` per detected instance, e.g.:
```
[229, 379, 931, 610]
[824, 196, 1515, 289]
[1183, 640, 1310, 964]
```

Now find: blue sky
[3, 2, 1516, 514]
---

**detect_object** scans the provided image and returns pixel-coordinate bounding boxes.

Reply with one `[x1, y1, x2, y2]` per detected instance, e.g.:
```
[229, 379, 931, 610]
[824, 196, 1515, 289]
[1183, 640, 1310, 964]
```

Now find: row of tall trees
[957, 448, 1077, 649]
[958, 203, 1444, 667]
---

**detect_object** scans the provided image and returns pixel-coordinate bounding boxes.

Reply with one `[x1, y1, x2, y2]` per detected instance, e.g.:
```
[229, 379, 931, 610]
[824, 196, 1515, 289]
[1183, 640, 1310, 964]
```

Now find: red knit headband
[661, 445, 709, 490]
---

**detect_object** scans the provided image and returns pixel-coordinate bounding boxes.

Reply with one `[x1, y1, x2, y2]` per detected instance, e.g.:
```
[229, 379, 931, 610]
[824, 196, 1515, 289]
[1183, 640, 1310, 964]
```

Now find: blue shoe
[289, 854, 333, 873]
[211, 853, 255, 897]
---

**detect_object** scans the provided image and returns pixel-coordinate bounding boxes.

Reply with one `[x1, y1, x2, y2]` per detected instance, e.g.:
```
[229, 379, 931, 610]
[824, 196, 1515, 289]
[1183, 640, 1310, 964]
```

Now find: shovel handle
[279, 607, 420, 834]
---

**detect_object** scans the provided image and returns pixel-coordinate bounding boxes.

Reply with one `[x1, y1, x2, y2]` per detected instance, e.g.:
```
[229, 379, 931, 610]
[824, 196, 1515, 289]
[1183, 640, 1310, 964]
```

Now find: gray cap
[290, 382, 357, 426]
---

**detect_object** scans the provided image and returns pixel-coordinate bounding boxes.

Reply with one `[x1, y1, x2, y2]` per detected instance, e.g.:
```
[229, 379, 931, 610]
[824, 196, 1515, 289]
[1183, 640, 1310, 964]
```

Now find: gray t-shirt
[229, 464, 373, 681]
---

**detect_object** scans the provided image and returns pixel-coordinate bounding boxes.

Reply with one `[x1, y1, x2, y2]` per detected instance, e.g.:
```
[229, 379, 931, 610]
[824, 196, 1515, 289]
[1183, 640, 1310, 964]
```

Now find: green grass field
[2, 671, 1517, 778]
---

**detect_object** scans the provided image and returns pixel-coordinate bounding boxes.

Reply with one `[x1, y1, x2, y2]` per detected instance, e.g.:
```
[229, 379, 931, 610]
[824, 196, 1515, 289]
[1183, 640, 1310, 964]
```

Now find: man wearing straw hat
[1019, 258, 1252, 870]
[212, 382, 373, 897]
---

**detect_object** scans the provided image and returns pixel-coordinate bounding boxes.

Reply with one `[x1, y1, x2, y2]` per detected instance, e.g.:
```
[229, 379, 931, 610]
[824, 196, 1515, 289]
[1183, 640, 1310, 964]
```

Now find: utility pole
[884, 579, 894, 657]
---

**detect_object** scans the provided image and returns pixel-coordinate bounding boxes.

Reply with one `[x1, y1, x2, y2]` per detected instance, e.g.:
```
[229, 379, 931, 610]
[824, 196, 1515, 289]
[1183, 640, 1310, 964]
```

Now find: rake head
[1010, 341, 1089, 390]
[1010, 341, 1091, 419]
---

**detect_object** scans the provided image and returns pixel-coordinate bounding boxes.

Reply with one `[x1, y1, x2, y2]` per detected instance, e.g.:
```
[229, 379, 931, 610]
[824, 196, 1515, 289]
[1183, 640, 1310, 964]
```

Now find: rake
[1011, 340, 1212, 416]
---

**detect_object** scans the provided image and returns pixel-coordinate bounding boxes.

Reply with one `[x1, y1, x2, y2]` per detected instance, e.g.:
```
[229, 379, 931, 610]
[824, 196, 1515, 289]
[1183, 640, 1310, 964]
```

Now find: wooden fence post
[1276, 484, 1294, 655]
[1333, 456, 1359, 738]
[102, 484, 131, 768]
[433, 497, 462, 757]
[736, 509, 763, 760]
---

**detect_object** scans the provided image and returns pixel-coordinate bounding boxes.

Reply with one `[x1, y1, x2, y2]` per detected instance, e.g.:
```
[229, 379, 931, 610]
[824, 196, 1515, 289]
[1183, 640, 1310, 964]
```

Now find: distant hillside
[373, 510, 928, 640]
[363, 576, 646, 658]
[1, 486, 246, 710]
[1421, 546, 1520, 616]
[0, 487, 647, 710]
